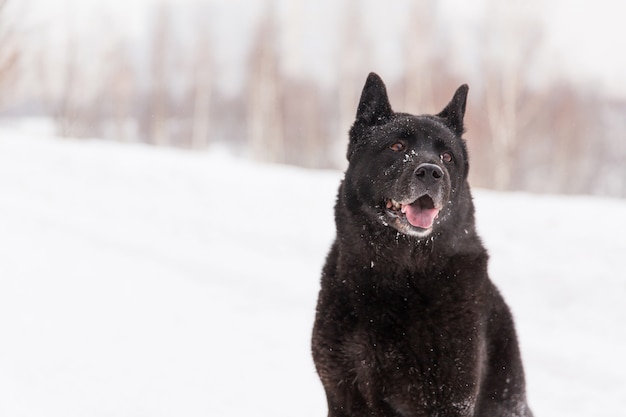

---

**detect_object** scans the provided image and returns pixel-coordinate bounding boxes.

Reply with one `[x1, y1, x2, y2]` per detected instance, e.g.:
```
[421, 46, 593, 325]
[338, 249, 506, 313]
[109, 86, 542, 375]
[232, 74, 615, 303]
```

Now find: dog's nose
[415, 163, 444, 184]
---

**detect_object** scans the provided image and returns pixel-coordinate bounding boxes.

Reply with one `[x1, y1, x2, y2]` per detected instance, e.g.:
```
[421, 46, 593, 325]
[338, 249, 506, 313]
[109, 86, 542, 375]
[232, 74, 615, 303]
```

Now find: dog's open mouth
[385, 194, 441, 230]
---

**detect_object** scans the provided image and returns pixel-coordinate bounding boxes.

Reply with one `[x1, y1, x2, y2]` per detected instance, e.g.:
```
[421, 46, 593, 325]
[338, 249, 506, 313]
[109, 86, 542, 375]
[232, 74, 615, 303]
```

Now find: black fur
[312, 73, 533, 417]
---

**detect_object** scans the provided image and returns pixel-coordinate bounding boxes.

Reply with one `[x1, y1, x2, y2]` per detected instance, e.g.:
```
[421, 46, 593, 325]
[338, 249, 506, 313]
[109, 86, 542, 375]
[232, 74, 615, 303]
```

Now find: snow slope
[0, 130, 625, 416]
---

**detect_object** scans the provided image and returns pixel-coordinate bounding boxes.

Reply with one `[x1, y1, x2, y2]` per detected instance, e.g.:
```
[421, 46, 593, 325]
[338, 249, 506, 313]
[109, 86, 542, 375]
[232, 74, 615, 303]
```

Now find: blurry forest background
[1, 0, 625, 197]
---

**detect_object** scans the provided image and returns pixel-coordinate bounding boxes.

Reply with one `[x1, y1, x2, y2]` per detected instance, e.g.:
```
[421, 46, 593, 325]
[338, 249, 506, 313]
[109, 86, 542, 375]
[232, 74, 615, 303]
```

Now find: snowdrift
[0, 130, 624, 416]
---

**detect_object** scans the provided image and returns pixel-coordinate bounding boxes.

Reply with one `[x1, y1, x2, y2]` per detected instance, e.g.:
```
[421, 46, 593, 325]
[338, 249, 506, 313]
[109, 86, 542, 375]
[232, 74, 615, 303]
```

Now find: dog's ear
[354, 72, 393, 126]
[347, 73, 393, 161]
[437, 84, 468, 136]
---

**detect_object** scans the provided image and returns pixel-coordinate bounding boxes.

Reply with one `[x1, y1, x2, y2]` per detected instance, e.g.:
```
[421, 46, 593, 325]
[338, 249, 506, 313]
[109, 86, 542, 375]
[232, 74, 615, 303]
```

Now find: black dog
[312, 73, 533, 417]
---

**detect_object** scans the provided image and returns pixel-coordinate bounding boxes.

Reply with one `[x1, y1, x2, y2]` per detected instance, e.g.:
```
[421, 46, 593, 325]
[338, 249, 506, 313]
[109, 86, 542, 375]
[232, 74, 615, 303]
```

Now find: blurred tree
[482, 0, 543, 190]
[246, 0, 285, 163]
[51, 30, 78, 137]
[401, 0, 437, 114]
[189, 24, 213, 150]
[147, 3, 172, 147]
[336, 0, 367, 165]
[0, 0, 18, 109]
[2, 0, 623, 197]
[35, 6, 106, 139]
[104, 40, 137, 142]
[281, 77, 327, 167]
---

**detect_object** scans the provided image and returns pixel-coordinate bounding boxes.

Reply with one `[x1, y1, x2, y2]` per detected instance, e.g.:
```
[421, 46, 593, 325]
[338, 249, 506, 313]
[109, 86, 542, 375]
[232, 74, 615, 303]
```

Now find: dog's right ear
[354, 72, 393, 127]
[348, 73, 393, 160]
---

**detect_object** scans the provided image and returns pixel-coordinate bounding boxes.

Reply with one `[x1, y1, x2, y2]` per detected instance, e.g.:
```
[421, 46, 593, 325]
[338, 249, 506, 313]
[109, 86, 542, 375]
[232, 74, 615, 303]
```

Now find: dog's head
[343, 72, 470, 238]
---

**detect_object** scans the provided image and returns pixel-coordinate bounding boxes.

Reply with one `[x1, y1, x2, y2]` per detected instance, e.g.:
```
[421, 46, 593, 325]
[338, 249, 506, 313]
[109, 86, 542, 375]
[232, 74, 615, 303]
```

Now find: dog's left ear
[437, 84, 469, 136]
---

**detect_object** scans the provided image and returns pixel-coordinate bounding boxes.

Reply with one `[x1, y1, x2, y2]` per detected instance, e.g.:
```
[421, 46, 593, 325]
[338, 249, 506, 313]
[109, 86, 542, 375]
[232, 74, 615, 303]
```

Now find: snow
[1, 129, 625, 416]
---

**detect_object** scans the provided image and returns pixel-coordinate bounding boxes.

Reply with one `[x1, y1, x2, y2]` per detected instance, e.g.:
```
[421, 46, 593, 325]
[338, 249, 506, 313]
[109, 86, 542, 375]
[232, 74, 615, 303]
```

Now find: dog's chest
[346, 283, 483, 414]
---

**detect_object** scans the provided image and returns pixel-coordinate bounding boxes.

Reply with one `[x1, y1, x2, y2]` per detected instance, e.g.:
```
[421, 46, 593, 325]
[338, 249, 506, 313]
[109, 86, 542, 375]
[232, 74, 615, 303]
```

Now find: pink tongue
[403, 204, 440, 229]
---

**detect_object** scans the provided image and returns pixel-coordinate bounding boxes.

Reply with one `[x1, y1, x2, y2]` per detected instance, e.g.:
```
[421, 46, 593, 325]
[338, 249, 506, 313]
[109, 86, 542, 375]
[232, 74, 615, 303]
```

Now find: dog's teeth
[401, 204, 407, 213]
[387, 199, 403, 211]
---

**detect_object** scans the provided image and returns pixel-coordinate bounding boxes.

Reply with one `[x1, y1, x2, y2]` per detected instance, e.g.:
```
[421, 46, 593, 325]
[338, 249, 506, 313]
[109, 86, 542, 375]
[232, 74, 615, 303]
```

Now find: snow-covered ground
[0, 130, 625, 416]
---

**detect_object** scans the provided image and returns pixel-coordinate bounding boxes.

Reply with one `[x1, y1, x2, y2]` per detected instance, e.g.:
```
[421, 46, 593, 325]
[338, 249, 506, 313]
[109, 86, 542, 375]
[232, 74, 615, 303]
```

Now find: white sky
[545, 0, 626, 93]
[6, 0, 626, 97]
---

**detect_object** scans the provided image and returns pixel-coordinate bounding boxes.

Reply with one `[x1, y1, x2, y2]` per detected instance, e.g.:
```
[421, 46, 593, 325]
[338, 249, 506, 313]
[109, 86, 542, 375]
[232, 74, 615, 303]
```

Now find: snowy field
[0, 129, 625, 417]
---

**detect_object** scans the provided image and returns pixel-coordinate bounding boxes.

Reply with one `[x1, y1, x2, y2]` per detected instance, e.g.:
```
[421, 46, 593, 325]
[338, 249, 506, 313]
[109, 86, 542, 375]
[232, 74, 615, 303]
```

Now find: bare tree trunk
[0, 0, 19, 110]
[482, 0, 542, 190]
[402, 0, 436, 114]
[484, 71, 520, 190]
[190, 29, 212, 150]
[247, 0, 284, 163]
[106, 42, 135, 142]
[149, 3, 171, 147]
[336, 0, 366, 166]
[56, 31, 78, 137]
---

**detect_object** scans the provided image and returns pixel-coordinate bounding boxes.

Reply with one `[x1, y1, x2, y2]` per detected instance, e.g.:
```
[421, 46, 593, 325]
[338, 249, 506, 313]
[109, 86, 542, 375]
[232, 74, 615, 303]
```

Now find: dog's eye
[440, 152, 453, 163]
[389, 142, 405, 152]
